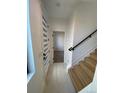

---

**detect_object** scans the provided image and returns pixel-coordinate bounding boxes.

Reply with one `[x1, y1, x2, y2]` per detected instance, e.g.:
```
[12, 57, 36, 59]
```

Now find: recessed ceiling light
[56, 2, 61, 7]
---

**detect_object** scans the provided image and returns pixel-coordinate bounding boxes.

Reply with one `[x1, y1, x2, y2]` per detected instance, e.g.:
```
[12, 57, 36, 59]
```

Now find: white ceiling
[42, 0, 96, 19]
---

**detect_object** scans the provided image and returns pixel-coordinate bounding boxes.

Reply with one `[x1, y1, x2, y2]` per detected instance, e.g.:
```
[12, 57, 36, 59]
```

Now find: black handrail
[68, 29, 97, 51]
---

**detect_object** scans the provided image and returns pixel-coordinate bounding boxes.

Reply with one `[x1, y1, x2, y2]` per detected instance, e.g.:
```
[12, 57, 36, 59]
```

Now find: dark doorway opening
[53, 31, 65, 63]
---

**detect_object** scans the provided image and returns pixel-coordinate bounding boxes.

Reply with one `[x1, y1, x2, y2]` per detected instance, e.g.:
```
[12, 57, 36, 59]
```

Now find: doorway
[53, 31, 65, 63]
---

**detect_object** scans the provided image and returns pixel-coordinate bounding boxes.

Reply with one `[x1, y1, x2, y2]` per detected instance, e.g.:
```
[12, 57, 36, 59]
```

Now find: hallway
[27, 0, 97, 93]
[44, 63, 76, 93]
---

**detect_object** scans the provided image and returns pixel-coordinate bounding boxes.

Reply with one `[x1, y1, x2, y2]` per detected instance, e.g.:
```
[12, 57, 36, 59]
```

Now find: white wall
[73, 2, 97, 45]
[49, 18, 67, 32]
[64, 2, 97, 68]
[64, 14, 76, 69]
[72, 2, 97, 64]
[53, 32, 64, 51]
[27, 0, 46, 93]
[41, 0, 52, 76]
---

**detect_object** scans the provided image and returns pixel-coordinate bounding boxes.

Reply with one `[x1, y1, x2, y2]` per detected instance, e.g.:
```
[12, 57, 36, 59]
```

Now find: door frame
[52, 31, 65, 63]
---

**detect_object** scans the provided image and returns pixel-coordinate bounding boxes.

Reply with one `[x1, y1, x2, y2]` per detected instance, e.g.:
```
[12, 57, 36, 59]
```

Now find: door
[53, 32, 65, 63]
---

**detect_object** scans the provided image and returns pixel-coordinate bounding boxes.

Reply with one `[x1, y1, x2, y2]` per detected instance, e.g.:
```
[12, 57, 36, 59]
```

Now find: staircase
[68, 49, 97, 92]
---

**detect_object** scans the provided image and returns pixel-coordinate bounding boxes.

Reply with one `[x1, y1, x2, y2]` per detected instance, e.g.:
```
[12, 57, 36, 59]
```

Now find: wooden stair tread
[68, 49, 97, 92]
[68, 69, 78, 92]
[79, 62, 94, 80]
[85, 57, 97, 68]
[73, 65, 92, 85]
[68, 68, 83, 92]
[90, 53, 97, 61]
[85, 57, 96, 63]
[82, 61, 96, 73]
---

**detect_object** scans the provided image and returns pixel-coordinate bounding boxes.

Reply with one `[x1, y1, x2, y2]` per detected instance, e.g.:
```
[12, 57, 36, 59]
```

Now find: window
[27, 0, 35, 83]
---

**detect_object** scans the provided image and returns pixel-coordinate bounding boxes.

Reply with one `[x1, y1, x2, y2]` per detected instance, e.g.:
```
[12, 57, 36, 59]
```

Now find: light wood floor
[44, 63, 76, 93]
